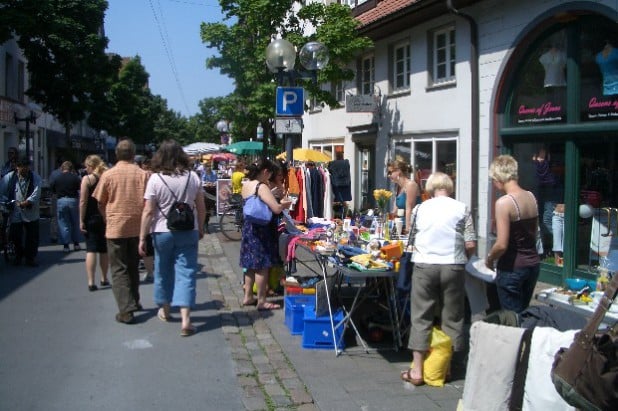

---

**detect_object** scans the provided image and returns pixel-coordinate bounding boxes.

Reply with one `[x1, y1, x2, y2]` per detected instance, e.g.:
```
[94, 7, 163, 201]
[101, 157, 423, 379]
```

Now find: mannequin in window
[539, 45, 566, 87]
[596, 41, 618, 95]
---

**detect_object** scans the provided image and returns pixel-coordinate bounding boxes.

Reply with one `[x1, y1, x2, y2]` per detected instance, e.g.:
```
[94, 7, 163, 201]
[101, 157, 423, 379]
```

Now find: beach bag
[157, 172, 195, 231]
[551, 273, 618, 411]
[243, 183, 272, 226]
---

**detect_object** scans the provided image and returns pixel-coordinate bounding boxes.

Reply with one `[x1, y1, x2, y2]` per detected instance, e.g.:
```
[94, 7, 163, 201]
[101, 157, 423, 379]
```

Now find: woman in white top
[139, 140, 206, 337]
[401, 172, 476, 386]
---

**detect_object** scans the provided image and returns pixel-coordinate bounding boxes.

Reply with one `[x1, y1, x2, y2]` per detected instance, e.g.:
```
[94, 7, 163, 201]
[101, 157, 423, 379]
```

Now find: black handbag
[551, 273, 618, 411]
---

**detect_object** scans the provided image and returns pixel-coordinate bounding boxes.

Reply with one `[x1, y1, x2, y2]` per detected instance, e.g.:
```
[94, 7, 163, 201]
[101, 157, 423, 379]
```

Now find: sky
[104, 0, 235, 118]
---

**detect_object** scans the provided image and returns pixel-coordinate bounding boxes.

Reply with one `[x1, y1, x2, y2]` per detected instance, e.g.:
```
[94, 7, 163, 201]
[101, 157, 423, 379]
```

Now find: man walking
[93, 140, 148, 324]
[0, 158, 42, 266]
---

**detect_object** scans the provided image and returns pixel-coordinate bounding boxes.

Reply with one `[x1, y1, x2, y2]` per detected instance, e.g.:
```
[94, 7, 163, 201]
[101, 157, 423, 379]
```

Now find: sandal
[400, 369, 425, 386]
[180, 325, 196, 337]
[157, 308, 172, 322]
[242, 298, 257, 306]
[257, 302, 281, 311]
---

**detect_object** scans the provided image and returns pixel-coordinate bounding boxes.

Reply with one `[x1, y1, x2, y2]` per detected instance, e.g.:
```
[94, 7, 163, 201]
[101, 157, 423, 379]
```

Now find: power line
[148, 0, 192, 115]
[164, 0, 219, 6]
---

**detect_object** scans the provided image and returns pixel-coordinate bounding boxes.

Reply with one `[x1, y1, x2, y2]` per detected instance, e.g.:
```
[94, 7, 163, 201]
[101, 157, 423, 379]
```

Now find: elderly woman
[79, 155, 109, 291]
[486, 155, 540, 313]
[139, 140, 206, 337]
[240, 159, 291, 310]
[401, 172, 476, 386]
[387, 159, 420, 234]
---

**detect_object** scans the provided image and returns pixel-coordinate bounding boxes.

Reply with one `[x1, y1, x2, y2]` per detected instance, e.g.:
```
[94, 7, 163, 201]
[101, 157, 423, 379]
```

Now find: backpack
[156, 172, 195, 231]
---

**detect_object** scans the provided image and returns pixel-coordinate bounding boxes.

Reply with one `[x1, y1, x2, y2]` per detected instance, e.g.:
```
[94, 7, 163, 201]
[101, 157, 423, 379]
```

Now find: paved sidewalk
[200, 233, 466, 411]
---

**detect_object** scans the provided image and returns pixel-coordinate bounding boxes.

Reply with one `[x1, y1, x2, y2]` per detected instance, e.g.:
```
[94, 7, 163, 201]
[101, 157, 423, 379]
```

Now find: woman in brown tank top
[486, 155, 541, 313]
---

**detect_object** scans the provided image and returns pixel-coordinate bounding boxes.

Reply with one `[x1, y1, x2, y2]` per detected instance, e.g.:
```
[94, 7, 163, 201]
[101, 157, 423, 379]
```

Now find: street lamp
[265, 39, 329, 163]
[216, 119, 230, 145]
[14, 103, 39, 162]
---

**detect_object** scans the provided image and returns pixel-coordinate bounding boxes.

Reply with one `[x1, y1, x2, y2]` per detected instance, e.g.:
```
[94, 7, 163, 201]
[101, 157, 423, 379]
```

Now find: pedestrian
[240, 159, 291, 310]
[47, 158, 63, 243]
[0, 158, 43, 266]
[50, 161, 82, 252]
[486, 154, 540, 313]
[401, 172, 476, 386]
[138, 140, 205, 337]
[92, 139, 148, 324]
[79, 155, 109, 292]
[1, 146, 18, 178]
[387, 159, 420, 235]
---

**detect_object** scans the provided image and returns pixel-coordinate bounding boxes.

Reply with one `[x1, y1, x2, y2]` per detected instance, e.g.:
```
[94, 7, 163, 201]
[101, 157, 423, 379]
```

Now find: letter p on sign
[276, 87, 304, 116]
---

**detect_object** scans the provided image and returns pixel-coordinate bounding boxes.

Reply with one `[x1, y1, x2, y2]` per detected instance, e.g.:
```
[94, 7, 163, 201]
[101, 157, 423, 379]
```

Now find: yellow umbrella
[276, 148, 332, 163]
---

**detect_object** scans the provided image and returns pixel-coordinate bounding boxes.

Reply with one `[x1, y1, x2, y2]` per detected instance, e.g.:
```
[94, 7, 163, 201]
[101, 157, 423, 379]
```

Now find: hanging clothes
[328, 159, 352, 202]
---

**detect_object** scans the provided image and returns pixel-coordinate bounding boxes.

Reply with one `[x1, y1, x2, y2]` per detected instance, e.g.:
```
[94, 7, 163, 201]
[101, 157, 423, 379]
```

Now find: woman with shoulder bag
[139, 140, 206, 337]
[240, 159, 291, 310]
[79, 155, 109, 292]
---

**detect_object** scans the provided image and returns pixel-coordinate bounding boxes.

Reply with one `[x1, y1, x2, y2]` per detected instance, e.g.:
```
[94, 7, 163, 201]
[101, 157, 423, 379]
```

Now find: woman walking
[79, 155, 109, 291]
[139, 140, 206, 337]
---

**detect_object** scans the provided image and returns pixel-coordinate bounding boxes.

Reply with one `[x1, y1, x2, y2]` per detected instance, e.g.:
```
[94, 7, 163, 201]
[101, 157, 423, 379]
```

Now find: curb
[200, 233, 318, 411]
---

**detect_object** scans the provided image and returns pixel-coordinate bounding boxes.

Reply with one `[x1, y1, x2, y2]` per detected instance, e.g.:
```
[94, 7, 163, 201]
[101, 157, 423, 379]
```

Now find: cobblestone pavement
[200, 234, 319, 411]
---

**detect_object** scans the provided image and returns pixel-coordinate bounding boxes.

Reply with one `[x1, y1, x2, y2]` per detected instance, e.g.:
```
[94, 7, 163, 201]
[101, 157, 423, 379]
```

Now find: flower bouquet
[373, 189, 393, 215]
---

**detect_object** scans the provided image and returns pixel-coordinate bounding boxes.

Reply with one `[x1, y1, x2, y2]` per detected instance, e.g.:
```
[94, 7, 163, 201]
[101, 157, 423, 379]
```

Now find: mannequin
[539, 46, 566, 87]
[595, 42, 618, 95]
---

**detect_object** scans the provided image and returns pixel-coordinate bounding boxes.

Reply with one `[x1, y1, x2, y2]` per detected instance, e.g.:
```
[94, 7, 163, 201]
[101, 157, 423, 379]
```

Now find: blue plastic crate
[302, 305, 345, 350]
[284, 295, 315, 335]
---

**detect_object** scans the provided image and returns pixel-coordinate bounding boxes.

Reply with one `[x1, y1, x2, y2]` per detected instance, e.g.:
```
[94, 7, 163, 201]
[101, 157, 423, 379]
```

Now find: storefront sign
[346, 95, 379, 113]
[585, 96, 618, 120]
[516, 101, 564, 124]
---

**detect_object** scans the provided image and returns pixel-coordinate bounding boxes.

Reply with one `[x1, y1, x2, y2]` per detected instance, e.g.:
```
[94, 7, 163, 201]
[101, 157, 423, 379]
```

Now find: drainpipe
[446, 0, 479, 224]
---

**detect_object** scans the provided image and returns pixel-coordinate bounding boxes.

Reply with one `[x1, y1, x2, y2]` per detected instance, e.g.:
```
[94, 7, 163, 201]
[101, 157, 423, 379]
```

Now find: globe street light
[14, 103, 40, 162]
[216, 119, 230, 145]
[265, 39, 329, 163]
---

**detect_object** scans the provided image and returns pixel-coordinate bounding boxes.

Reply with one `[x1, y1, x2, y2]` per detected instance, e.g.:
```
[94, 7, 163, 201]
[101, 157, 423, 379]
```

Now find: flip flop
[180, 325, 196, 337]
[257, 302, 281, 311]
[242, 299, 257, 306]
[400, 369, 425, 386]
[157, 308, 172, 322]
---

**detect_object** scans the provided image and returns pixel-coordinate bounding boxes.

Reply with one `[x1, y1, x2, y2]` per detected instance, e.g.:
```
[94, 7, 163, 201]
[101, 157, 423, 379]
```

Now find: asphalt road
[0, 219, 244, 411]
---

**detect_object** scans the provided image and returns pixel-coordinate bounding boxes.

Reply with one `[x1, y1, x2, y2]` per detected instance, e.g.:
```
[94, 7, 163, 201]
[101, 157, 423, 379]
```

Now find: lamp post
[14, 106, 38, 162]
[265, 39, 329, 164]
[216, 119, 230, 146]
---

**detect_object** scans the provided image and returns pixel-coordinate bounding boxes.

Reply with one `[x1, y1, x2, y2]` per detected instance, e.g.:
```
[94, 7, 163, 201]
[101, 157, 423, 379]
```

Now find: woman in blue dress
[240, 159, 292, 310]
[388, 160, 420, 235]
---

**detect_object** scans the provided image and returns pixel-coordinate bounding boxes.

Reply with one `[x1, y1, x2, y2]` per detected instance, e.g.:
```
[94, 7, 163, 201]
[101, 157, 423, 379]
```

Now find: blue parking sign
[276, 87, 304, 116]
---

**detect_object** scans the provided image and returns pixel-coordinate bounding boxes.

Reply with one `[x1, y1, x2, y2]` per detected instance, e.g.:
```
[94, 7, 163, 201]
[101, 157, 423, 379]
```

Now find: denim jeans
[152, 230, 198, 308]
[57, 197, 80, 245]
[495, 265, 540, 313]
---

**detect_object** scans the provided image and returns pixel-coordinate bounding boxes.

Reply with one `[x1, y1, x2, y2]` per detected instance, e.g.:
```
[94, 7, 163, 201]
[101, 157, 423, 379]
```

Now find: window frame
[358, 54, 375, 96]
[391, 40, 411, 92]
[430, 25, 456, 86]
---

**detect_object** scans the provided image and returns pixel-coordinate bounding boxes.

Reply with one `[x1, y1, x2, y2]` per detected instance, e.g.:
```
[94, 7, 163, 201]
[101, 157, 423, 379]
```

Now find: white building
[304, 0, 618, 285]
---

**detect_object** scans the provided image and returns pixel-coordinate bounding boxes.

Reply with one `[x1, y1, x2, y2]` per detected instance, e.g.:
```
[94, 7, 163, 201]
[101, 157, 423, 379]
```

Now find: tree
[200, 1, 371, 141]
[2, 0, 117, 142]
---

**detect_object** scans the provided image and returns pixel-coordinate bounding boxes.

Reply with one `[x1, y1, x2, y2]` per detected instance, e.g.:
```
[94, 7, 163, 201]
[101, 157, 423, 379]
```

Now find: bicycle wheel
[219, 205, 242, 241]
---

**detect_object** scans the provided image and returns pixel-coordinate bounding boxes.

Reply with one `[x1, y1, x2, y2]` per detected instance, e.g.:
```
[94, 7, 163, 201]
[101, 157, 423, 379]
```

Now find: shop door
[575, 138, 618, 276]
[357, 147, 373, 210]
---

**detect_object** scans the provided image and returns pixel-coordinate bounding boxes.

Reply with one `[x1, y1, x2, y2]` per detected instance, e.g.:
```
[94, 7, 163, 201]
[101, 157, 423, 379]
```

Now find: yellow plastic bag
[252, 265, 284, 294]
[410, 327, 453, 387]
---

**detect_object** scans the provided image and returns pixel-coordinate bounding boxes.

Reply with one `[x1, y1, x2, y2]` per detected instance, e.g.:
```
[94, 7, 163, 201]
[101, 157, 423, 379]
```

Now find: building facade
[304, 0, 618, 285]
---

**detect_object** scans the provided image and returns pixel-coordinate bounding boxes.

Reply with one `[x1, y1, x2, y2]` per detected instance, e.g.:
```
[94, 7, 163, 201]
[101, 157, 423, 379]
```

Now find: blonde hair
[425, 172, 454, 196]
[387, 159, 412, 177]
[84, 154, 108, 176]
[489, 155, 518, 183]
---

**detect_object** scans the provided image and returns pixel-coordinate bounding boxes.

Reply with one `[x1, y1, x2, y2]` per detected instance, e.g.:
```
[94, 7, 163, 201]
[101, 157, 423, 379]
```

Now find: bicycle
[218, 196, 243, 241]
[0, 200, 17, 264]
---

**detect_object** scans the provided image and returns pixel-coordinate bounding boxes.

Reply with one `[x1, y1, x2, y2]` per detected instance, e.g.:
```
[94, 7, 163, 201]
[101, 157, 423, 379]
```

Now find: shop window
[578, 21, 618, 122]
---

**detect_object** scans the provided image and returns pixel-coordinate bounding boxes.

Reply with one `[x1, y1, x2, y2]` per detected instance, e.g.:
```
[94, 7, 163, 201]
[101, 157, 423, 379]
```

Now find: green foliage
[200, 0, 372, 141]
